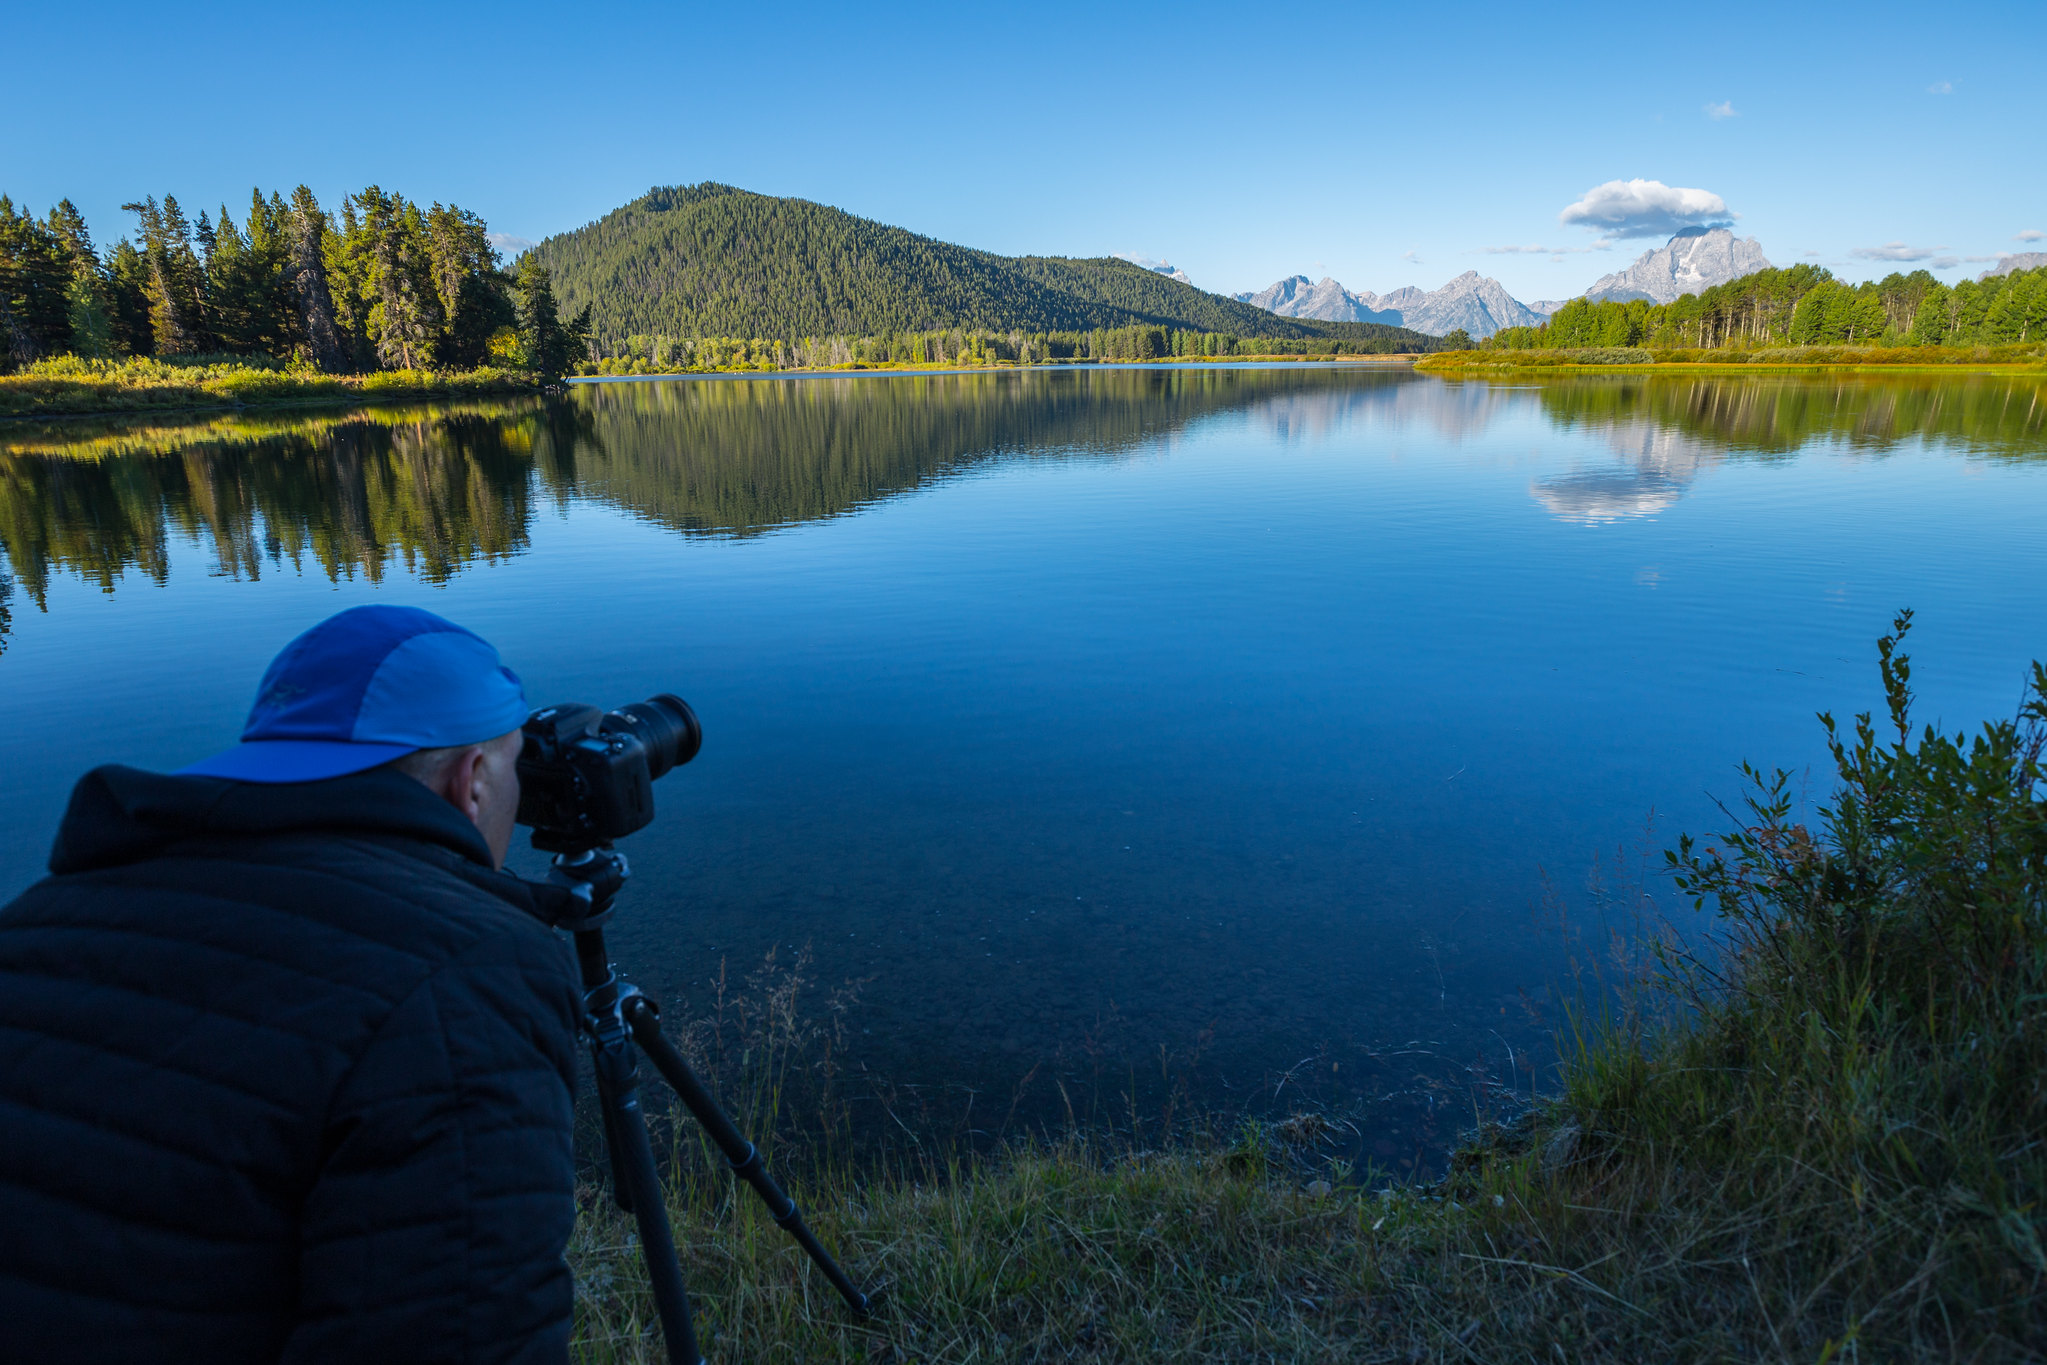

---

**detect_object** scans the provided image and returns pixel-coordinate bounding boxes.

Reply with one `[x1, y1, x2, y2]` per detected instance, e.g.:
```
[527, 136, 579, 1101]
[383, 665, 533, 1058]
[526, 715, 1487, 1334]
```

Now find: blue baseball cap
[181, 605, 530, 784]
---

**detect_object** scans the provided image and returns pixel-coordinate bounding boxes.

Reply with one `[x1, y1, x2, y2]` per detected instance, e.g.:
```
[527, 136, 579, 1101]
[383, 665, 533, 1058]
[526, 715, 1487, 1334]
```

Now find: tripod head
[547, 844, 631, 932]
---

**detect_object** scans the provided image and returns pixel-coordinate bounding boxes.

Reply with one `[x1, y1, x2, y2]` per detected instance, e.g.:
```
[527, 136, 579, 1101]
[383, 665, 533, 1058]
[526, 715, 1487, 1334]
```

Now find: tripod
[551, 847, 871, 1365]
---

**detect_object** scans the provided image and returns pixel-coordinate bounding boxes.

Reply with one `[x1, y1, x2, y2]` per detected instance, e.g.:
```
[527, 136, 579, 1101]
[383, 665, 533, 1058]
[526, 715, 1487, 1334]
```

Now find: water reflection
[1531, 425, 1720, 523]
[1522, 373, 2045, 524]
[0, 369, 1405, 626]
[2, 367, 2042, 632]
[3, 364, 2045, 1160]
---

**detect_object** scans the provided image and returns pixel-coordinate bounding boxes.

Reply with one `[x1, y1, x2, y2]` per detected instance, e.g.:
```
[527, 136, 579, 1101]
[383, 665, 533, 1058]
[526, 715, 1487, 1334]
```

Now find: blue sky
[7, 0, 2040, 302]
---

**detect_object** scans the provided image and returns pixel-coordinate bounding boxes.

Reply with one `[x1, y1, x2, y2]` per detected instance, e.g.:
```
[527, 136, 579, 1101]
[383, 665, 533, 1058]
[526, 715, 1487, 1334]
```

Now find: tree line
[1486, 264, 2047, 351]
[581, 323, 1429, 375]
[0, 189, 590, 379]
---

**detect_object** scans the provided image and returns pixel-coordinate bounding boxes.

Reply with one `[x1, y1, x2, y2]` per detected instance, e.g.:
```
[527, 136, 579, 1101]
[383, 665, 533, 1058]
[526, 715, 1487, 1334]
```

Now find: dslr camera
[514, 694, 701, 852]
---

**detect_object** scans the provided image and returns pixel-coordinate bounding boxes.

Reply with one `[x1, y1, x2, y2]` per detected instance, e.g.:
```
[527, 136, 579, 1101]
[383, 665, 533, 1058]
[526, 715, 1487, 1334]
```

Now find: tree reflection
[2, 367, 2040, 650]
[0, 368, 1388, 631]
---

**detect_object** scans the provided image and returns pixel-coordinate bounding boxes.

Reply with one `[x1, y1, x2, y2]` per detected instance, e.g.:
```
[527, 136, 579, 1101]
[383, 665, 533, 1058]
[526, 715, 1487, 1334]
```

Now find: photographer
[0, 605, 582, 1364]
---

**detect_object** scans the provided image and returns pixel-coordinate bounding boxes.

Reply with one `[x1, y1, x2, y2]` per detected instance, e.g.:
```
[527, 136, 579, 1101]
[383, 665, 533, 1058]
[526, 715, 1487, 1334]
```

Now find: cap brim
[178, 739, 419, 784]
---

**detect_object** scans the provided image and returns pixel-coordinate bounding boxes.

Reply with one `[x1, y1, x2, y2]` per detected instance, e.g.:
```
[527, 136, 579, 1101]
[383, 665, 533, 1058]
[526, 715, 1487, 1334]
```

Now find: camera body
[516, 694, 701, 852]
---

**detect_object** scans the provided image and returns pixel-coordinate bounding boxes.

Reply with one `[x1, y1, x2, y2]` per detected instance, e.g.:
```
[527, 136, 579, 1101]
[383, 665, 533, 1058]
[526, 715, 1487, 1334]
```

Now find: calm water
[3, 365, 2044, 1163]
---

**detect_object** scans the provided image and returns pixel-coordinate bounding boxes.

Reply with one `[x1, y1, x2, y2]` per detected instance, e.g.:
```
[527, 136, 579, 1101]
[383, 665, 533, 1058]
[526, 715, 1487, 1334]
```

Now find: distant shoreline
[570, 354, 1421, 383]
[1417, 343, 2045, 375]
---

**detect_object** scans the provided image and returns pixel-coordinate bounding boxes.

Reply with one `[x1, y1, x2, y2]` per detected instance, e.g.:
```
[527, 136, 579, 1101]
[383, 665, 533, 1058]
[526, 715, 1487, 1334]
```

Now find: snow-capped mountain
[1236, 270, 1546, 338]
[1234, 276, 1400, 324]
[1579, 227, 1771, 304]
[1982, 252, 2047, 279]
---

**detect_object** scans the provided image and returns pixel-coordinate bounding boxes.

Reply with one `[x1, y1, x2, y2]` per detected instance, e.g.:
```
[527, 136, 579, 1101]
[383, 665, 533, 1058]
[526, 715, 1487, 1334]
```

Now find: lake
[3, 364, 2043, 1167]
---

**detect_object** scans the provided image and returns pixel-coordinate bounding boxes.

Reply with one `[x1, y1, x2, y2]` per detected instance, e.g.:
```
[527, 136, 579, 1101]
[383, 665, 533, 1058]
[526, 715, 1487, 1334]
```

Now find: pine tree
[0, 196, 77, 368]
[347, 187, 441, 370]
[43, 200, 114, 357]
[286, 186, 348, 372]
[515, 257, 588, 380]
[104, 240, 155, 356]
[122, 195, 209, 354]
[423, 202, 514, 368]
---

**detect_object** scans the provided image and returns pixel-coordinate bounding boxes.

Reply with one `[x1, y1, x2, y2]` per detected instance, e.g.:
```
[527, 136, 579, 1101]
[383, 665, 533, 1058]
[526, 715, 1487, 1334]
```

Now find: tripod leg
[624, 997, 872, 1317]
[594, 1045, 707, 1365]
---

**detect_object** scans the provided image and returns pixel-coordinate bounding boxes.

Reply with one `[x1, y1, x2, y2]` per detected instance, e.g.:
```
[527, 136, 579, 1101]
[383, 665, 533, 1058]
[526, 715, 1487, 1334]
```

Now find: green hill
[527, 184, 1436, 347]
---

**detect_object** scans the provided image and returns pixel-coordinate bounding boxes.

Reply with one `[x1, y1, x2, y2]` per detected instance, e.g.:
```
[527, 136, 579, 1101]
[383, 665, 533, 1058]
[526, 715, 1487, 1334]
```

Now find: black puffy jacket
[0, 765, 583, 1364]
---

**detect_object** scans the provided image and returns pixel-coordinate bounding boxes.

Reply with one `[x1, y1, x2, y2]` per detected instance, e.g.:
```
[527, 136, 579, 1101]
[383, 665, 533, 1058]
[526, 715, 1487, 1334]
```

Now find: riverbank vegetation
[1480, 263, 2047, 354]
[567, 619, 2046, 1362]
[575, 323, 1423, 376]
[0, 354, 535, 418]
[0, 189, 589, 411]
[1418, 340, 2046, 373]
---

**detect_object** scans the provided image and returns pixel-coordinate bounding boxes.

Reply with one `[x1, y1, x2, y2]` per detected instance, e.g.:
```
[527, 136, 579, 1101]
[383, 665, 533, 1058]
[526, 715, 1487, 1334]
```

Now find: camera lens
[605, 694, 702, 779]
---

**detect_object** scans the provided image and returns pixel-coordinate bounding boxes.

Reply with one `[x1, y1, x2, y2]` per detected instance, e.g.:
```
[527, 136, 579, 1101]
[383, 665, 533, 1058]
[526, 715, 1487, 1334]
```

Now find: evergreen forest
[0, 189, 589, 379]
[1487, 264, 2047, 352]
[526, 183, 1437, 352]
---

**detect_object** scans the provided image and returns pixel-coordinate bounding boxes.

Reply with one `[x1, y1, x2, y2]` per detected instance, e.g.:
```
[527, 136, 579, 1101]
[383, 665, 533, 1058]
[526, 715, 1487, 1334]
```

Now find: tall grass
[569, 615, 2046, 1362]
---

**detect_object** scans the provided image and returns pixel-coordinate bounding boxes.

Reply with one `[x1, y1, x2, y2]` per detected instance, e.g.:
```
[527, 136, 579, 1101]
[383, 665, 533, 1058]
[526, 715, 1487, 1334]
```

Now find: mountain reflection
[558, 368, 1401, 537]
[1, 367, 2041, 647]
[0, 369, 1396, 642]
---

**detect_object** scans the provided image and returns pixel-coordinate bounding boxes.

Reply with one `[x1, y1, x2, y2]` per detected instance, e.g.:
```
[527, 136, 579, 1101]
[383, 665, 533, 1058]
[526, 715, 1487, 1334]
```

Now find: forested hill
[527, 183, 1433, 346]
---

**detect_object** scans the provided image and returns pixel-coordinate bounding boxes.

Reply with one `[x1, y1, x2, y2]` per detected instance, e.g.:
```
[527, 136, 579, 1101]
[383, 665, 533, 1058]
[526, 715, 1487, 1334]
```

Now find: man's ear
[440, 745, 489, 821]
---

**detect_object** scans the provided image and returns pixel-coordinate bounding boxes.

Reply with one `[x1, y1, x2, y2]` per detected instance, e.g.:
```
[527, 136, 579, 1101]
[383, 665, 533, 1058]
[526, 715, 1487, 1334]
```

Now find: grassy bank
[0, 354, 541, 419]
[569, 618, 2046, 1362]
[1418, 342, 2047, 374]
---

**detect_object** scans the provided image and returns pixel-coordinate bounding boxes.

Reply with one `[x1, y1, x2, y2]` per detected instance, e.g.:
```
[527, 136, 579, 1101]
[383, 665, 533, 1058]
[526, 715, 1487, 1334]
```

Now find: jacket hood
[53, 764, 497, 877]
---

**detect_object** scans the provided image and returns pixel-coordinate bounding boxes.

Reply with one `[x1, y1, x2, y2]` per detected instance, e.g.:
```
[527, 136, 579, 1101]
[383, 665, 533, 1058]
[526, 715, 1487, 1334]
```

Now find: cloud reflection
[1531, 420, 1722, 524]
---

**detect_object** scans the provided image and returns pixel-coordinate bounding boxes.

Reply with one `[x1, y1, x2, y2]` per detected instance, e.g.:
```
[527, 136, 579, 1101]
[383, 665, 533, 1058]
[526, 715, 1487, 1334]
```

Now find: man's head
[389, 731, 526, 867]
[182, 605, 531, 866]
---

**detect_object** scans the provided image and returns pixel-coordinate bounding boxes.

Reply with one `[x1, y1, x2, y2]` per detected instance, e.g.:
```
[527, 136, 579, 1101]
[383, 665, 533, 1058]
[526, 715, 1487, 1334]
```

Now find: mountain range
[1236, 228, 1774, 338]
[528, 184, 1434, 346]
[1236, 272, 1547, 338]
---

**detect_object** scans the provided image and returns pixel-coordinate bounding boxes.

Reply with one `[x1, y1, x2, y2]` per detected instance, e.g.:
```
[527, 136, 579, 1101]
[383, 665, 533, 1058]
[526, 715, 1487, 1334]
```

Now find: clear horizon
[7, 0, 2040, 304]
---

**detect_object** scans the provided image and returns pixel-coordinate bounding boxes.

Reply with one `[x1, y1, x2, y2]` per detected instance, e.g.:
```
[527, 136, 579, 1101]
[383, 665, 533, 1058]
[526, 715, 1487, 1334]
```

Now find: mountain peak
[1580, 227, 1771, 304]
[1237, 268, 1544, 338]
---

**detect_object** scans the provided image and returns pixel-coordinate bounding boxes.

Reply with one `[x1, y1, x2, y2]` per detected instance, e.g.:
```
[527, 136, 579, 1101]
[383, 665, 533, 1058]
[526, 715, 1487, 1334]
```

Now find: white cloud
[1927, 80, 1953, 94]
[2017, 229, 2045, 242]
[488, 232, 536, 258]
[1850, 242, 1948, 262]
[1401, 250, 1424, 264]
[1963, 255, 1999, 263]
[1802, 250, 1823, 258]
[1704, 100, 1738, 119]
[1558, 179, 1734, 239]
[1481, 241, 1611, 255]
[1930, 256, 1960, 269]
